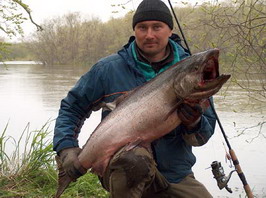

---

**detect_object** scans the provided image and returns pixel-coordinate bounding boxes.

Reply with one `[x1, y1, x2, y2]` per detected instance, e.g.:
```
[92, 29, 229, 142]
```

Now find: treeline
[26, 1, 265, 69]
[27, 12, 133, 66]
[3, 42, 35, 61]
[4, 1, 266, 84]
[25, 0, 265, 103]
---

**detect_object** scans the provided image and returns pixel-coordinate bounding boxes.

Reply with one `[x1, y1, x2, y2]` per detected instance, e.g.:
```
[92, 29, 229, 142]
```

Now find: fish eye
[194, 64, 199, 71]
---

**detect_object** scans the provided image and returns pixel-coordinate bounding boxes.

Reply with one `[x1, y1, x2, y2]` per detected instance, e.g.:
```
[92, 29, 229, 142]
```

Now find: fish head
[174, 48, 231, 102]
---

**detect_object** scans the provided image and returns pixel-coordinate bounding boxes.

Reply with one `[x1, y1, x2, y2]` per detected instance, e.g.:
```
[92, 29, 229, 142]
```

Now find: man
[53, 0, 216, 197]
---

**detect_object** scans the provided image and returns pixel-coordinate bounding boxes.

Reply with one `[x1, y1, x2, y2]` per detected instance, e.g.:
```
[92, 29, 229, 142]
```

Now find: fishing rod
[209, 103, 254, 198]
[167, 0, 191, 55]
[167, 1, 254, 197]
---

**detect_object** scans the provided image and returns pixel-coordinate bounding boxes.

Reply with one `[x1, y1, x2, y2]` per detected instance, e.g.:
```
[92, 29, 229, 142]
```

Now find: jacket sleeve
[181, 97, 216, 146]
[53, 63, 105, 154]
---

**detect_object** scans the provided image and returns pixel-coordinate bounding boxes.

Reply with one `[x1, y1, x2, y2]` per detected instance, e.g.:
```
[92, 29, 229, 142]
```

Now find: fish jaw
[174, 48, 231, 101]
[192, 49, 230, 100]
[190, 74, 231, 100]
[190, 49, 231, 100]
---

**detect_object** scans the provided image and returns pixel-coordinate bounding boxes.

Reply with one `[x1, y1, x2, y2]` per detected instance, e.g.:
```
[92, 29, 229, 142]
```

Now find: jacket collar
[117, 33, 184, 80]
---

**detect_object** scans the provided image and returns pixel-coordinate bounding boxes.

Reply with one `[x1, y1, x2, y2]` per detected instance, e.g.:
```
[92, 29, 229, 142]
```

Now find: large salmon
[55, 48, 230, 197]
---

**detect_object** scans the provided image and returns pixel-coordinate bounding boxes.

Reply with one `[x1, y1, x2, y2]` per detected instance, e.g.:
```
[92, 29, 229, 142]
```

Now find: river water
[0, 63, 265, 197]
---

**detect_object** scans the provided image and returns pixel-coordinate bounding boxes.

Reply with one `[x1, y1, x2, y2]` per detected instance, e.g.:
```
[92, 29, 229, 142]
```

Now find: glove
[177, 103, 203, 129]
[59, 147, 86, 180]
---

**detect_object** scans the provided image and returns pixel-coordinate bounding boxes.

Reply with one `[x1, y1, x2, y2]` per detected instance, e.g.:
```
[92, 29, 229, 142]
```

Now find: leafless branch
[11, 0, 43, 31]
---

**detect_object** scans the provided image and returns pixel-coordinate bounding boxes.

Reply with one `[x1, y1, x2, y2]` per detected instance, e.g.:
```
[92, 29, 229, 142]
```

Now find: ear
[168, 29, 173, 37]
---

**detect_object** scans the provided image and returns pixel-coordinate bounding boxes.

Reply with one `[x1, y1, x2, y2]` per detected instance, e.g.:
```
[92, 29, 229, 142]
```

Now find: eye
[194, 65, 199, 71]
[153, 25, 162, 31]
[137, 25, 146, 31]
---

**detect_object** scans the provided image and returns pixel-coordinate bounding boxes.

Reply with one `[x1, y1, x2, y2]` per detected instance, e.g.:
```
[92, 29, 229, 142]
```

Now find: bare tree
[193, 0, 266, 139]
[198, 0, 265, 103]
[0, 0, 42, 62]
[0, 0, 42, 38]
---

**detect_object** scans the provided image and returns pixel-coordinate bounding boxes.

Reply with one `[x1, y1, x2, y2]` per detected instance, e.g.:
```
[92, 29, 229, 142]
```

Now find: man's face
[134, 21, 172, 59]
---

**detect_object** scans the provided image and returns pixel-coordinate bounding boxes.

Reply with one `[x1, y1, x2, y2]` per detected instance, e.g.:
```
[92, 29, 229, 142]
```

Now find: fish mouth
[202, 56, 219, 82]
[191, 49, 231, 99]
[201, 48, 220, 83]
[200, 49, 230, 89]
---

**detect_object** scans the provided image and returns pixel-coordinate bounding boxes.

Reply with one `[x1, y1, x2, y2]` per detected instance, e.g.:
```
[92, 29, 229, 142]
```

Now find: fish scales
[55, 49, 231, 198]
[79, 69, 181, 175]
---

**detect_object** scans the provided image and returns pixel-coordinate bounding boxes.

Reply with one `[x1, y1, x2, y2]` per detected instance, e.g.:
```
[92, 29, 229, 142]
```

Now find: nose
[145, 28, 155, 39]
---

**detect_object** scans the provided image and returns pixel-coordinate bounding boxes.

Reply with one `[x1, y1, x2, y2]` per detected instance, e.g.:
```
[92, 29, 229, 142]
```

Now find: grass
[0, 121, 109, 198]
[2, 122, 264, 198]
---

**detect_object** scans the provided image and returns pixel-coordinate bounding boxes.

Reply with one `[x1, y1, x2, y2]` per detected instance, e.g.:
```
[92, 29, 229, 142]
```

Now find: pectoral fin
[124, 138, 142, 151]
[97, 90, 135, 112]
[163, 100, 183, 121]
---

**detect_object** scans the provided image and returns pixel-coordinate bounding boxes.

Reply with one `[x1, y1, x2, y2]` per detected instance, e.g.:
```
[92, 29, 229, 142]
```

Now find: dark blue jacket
[53, 35, 216, 183]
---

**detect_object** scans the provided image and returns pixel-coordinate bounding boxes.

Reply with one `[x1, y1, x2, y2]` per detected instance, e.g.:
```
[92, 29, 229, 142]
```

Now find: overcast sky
[21, 0, 140, 36]
[7, 0, 208, 41]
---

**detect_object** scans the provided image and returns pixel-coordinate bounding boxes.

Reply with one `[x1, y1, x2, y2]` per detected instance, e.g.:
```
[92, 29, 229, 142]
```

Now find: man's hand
[177, 103, 203, 129]
[59, 147, 86, 180]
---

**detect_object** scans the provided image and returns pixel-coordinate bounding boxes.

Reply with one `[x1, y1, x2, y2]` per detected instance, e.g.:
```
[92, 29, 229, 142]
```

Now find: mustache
[143, 41, 157, 45]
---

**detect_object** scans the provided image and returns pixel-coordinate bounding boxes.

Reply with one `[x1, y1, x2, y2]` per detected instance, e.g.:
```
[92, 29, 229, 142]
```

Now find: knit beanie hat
[132, 0, 173, 30]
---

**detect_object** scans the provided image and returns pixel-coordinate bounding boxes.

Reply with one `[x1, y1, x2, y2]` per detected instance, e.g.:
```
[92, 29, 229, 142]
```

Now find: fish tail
[54, 155, 73, 198]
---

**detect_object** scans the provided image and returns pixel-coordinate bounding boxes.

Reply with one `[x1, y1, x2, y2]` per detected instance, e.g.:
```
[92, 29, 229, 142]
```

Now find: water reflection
[0, 63, 265, 197]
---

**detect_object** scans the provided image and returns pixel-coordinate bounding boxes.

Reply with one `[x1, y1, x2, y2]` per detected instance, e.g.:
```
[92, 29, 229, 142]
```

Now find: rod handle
[229, 149, 254, 198]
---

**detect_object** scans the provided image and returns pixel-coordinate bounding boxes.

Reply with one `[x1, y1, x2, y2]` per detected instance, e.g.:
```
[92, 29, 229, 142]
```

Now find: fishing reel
[211, 161, 236, 193]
